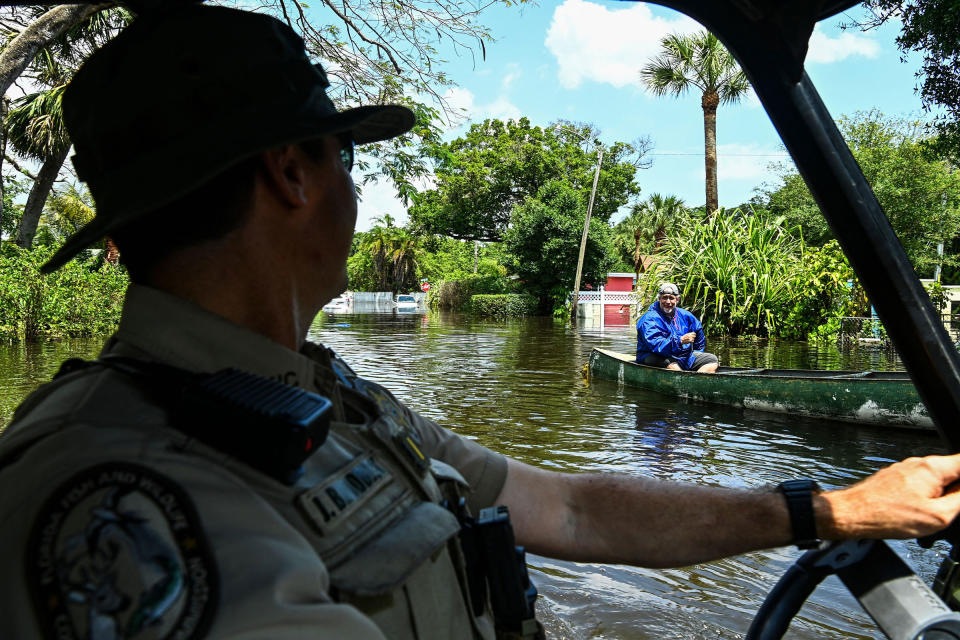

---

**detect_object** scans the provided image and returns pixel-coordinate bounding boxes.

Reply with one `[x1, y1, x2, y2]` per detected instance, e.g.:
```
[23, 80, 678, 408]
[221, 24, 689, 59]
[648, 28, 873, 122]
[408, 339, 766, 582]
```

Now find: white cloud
[806, 25, 880, 64]
[502, 63, 521, 91]
[441, 87, 521, 125]
[545, 0, 699, 90]
[355, 178, 408, 231]
[716, 143, 787, 182]
[669, 143, 786, 184]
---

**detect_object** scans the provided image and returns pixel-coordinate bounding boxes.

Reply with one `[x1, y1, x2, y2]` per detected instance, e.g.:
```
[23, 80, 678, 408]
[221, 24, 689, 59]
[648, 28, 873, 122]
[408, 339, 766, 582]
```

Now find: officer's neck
[146, 230, 321, 352]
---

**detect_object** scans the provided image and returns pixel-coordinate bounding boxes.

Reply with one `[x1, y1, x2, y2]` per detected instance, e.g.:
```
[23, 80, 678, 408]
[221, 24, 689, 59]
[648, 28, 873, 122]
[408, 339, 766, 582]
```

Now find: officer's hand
[817, 454, 960, 539]
[680, 332, 697, 345]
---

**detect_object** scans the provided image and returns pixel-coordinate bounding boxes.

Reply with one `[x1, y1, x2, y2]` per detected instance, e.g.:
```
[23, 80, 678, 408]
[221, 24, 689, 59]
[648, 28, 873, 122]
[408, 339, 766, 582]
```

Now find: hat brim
[41, 104, 415, 273]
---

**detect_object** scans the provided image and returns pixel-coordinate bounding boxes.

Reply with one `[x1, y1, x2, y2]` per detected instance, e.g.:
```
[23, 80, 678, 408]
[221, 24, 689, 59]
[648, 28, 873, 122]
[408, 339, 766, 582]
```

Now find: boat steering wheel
[746, 539, 960, 640]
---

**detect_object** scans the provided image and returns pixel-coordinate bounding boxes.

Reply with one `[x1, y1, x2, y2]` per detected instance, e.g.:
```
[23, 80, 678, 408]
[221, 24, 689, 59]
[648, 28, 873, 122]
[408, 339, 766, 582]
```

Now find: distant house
[603, 272, 637, 326]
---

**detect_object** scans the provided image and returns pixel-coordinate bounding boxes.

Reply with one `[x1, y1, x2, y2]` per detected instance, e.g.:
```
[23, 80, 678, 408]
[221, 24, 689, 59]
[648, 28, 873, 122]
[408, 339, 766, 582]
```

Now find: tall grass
[0, 244, 128, 342]
[649, 208, 850, 336]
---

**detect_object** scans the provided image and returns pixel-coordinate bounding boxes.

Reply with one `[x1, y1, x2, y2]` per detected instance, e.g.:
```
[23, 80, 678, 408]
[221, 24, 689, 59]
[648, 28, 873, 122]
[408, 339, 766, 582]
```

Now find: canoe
[588, 348, 933, 431]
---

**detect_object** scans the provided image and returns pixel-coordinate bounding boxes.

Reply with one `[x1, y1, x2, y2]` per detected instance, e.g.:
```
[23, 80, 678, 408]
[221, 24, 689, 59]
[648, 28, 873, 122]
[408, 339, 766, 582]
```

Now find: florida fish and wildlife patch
[27, 463, 218, 639]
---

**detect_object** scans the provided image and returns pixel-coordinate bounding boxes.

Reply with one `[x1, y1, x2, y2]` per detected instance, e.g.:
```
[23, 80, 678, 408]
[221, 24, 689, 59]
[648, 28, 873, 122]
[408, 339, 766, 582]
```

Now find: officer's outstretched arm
[494, 454, 960, 568]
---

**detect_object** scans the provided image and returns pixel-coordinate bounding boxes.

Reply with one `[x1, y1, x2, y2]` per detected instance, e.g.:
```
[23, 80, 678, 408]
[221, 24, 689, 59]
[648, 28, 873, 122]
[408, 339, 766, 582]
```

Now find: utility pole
[570, 146, 603, 323]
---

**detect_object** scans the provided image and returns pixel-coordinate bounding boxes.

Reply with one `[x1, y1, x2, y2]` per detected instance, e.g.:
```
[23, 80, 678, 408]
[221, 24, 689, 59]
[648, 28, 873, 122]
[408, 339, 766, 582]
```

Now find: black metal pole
[640, 0, 960, 449]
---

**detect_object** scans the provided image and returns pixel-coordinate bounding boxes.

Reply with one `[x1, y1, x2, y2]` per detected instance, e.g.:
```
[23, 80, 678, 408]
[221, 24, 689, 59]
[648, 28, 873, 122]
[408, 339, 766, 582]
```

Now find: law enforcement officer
[4, 4, 960, 640]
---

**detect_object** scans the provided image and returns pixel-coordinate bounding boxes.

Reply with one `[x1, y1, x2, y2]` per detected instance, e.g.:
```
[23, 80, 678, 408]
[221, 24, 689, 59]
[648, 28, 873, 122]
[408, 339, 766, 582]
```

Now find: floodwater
[0, 310, 950, 639]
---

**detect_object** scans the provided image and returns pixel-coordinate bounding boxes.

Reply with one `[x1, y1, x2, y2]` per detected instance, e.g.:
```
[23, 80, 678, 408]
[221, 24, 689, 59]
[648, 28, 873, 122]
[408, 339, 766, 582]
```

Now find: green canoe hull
[588, 348, 933, 431]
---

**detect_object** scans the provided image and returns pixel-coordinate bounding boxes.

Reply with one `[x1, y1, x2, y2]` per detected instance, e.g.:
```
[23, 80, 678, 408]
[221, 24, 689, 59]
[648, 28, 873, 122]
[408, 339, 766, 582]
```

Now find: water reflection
[0, 312, 948, 639]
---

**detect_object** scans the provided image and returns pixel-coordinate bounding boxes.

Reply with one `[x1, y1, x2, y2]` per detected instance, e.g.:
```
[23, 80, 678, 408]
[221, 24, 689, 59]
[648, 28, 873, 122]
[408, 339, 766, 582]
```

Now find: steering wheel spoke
[747, 540, 960, 640]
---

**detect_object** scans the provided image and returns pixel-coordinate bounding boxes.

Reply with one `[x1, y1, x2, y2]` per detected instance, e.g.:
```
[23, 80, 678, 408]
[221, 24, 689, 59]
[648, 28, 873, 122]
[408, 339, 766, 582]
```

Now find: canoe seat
[718, 368, 766, 375]
[826, 371, 874, 378]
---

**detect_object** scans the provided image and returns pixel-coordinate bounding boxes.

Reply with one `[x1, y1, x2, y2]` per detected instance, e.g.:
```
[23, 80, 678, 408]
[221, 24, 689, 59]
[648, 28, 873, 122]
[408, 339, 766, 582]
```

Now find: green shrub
[652, 209, 857, 337]
[470, 294, 538, 318]
[429, 273, 510, 310]
[0, 244, 128, 342]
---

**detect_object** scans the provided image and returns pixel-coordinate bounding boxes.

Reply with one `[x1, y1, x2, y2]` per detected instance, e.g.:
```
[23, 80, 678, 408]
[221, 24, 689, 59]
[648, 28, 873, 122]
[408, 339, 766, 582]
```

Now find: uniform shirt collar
[111, 284, 320, 392]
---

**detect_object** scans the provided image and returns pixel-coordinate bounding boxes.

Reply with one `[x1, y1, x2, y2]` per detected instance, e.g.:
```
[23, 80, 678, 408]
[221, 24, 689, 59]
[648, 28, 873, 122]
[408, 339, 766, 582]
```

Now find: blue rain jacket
[635, 301, 706, 370]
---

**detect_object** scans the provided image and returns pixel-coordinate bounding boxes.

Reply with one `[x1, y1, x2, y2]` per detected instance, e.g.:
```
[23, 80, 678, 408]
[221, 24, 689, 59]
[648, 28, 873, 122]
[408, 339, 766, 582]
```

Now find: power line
[648, 152, 790, 157]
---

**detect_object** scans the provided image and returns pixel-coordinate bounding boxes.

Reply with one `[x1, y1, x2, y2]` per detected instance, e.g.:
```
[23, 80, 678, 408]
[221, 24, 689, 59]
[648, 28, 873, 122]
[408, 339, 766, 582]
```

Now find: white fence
[577, 289, 641, 305]
[575, 287, 641, 329]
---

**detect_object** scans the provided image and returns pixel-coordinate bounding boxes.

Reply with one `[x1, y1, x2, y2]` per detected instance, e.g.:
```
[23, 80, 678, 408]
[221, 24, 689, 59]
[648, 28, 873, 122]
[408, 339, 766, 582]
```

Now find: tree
[410, 117, 648, 242]
[0, 4, 105, 100]
[0, 5, 128, 248]
[348, 215, 423, 293]
[758, 112, 960, 277]
[851, 1, 960, 157]
[43, 181, 94, 238]
[641, 30, 750, 215]
[0, 1, 522, 238]
[7, 84, 70, 249]
[503, 181, 617, 311]
[614, 193, 687, 276]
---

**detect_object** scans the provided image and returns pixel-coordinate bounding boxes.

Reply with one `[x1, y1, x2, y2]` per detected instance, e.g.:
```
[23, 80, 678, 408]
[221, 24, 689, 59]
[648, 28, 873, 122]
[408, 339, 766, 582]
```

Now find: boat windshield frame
[632, 0, 960, 451]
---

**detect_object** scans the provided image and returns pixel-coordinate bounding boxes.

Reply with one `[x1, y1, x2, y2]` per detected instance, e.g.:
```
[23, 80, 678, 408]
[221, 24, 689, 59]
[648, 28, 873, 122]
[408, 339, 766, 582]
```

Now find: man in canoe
[5, 5, 960, 640]
[636, 282, 720, 372]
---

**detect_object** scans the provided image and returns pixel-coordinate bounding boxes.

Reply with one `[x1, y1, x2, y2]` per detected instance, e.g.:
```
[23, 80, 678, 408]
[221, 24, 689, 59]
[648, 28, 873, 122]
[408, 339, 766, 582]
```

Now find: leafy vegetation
[649, 208, 857, 338]
[0, 244, 127, 342]
[470, 294, 538, 318]
[428, 275, 510, 311]
[409, 117, 648, 242]
[853, 1, 960, 158]
[503, 181, 618, 314]
[613, 193, 686, 276]
[759, 112, 960, 278]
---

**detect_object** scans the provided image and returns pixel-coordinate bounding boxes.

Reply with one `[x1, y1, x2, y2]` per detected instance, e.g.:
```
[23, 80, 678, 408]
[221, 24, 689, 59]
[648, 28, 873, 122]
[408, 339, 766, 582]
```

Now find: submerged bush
[0, 244, 128, 342]
[470, 294, 537, 318]
[428, 273, 510, 310]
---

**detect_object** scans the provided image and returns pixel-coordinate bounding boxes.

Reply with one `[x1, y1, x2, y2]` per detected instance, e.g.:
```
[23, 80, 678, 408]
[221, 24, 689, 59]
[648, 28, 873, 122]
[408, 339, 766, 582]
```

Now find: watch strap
[778, 479, 821, 550]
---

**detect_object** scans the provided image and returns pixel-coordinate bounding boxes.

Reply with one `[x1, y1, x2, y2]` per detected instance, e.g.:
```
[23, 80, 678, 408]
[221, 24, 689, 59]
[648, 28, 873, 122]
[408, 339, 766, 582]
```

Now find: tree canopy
[409, 117, 649, 242]
[758, 111, 960, 276]
[503, 180, 618, 308]
[853, 1, 960, 157]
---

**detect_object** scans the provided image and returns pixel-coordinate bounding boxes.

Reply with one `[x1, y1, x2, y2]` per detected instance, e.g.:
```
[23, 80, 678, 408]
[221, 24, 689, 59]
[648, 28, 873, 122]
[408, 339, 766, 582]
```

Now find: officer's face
[303, 135, 358, 301]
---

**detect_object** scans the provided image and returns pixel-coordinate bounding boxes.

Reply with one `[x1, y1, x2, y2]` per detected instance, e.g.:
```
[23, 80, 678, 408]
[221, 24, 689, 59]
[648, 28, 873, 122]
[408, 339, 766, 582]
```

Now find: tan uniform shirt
[0, 285, 507, 640]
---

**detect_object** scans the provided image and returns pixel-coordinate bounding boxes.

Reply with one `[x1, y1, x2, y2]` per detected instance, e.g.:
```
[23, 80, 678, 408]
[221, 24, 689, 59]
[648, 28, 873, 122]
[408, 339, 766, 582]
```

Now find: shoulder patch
[28, 463, 218, 640]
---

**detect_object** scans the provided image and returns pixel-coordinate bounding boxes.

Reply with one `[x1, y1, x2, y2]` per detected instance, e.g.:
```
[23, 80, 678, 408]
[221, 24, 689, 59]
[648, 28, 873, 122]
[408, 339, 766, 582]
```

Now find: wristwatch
[777, 479, 821, 549]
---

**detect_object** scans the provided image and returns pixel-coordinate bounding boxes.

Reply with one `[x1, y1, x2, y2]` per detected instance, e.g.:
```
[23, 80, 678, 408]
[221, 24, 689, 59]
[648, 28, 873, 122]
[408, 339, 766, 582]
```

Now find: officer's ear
[259, 144, 313, 208]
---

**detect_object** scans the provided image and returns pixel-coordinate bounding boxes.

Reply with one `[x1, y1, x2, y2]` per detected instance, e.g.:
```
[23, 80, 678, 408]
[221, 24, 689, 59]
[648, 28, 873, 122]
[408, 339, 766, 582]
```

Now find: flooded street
[1, 310, 949, 638]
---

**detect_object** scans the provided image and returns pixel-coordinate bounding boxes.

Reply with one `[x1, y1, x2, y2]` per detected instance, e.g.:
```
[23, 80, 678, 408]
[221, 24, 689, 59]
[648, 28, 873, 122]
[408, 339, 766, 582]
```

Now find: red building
[603, 272, 637, 326]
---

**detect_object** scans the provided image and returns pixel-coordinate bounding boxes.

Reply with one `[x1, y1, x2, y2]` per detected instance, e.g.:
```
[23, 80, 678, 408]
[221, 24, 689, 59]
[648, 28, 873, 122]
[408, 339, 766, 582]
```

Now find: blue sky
[357, 0, 932, 230]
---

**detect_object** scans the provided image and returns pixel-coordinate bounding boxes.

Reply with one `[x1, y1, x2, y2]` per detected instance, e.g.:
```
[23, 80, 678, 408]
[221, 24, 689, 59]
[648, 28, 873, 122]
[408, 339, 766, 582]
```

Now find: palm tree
[2, 6, 130, 249]
[614, 193, 687, 277]
[8, 84, 71, 249]
[642, 193, 688, 251]
[358, 215, 422, 292]
[641, 31, 750, 215]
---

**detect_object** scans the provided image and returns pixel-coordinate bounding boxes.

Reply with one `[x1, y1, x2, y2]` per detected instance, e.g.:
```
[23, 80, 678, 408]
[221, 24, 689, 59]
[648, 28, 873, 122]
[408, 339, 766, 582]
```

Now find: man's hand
[680, 332, 697, 345]
[817, 454, 960, 539]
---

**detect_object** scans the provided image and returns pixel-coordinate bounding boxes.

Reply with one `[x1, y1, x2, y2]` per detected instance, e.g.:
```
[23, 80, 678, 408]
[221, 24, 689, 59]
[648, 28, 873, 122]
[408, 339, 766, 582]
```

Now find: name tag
[297, 454, 389, 535]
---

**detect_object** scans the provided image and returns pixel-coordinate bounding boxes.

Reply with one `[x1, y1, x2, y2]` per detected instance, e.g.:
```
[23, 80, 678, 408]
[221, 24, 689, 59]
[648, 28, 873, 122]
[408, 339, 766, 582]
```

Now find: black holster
[450, 500, 543, 639]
